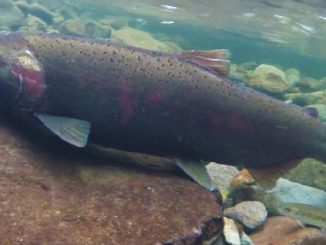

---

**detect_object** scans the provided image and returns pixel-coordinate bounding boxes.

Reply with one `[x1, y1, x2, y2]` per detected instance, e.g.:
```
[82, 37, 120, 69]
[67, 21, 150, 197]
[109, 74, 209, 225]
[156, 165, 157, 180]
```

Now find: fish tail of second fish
[248, 121, 326, 189]
[246, 159, 302, 189]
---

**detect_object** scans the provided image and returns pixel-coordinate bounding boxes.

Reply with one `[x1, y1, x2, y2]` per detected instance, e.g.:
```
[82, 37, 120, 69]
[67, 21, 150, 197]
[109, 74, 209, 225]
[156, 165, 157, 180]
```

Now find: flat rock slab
[0, 118, 223, 245]
[250, 216, 326, 245]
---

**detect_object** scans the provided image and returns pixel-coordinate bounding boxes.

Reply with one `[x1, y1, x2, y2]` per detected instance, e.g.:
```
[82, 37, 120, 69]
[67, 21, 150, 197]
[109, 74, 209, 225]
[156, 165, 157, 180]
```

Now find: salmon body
[0, 31, 325, 168]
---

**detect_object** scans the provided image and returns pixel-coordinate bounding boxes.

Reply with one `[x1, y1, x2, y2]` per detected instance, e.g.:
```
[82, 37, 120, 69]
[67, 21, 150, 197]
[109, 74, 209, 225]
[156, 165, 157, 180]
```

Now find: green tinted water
[53, 0, 326, 78]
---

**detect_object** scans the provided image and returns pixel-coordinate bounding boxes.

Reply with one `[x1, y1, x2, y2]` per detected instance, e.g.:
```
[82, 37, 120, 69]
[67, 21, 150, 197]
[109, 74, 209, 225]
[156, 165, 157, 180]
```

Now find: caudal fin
[247, 159, 301, 189]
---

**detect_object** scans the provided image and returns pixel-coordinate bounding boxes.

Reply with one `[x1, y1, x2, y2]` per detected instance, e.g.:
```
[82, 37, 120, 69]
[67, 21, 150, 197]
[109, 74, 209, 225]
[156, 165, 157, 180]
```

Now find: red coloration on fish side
[209, 116, 222, 137]
[118, 78, 135, 124]
[11, 64, 46, 99]
[146, 91, 166, 105]
[228, 114, 246, 132]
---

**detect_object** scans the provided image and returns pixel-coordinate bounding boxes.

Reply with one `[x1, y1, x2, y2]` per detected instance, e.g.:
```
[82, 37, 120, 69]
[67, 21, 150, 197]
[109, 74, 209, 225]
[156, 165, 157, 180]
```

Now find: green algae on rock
[0, 0, 24, 29]
[284, 68, 300, 86]
[285, 158, 326, 191]
[15, 2, 55, 24]
[285, 90, 326, 106]
[0, 117, 223, 245]
[245, 64, 289, 95]
[18, 15, 48, 32]
[111, 26, 181, 51]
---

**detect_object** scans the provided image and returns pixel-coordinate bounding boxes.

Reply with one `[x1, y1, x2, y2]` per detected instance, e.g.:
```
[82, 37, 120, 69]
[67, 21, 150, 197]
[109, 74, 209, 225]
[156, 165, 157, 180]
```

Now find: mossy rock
[285, 158, 326, 191]
[111, 27, 181, 52]
[245, 64, 288, 95]
[285, 90, 326, 106]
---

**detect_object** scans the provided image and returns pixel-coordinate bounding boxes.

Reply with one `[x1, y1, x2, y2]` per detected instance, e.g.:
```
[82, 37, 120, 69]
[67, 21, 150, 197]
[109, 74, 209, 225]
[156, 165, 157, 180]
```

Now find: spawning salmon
[0, 31, 325, 184]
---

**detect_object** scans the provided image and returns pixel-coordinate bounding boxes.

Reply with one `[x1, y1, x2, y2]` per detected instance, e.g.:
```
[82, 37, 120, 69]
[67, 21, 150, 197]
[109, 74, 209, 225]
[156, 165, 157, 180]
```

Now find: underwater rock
[245, 64, 288, 95]
[240, 232, 254, 245]
[18, 15, 48, 32]
[285, 68, 300, 86]
[0, 26, 10, 32]
[250, 216, 326, 245]
[58, 8, 78, 21]
[294, 77, 326, 92]
[229, 62, 257, 82]
[206, 162, 239, 199]
[0, 0, 14, 8]
[84, 21, 112, 39]
[111, 27, 181, 51]
[15, 2, 54, 24]
[269, 178, 326, 209]
[0, 0, 24, 29]
[229, 64, 248, 82]
[99, 16, 129, 30]
[307, 104, 326, 122]
[230, 169, 256, 189]
[285, 90, 326, 106]
[0, 118, 223, 244]
[224, 201, 267, 230]
[60, 19, 111, 39]
[59, 19, 85, 36]
[285, 158, 326, 191]
[222, 217, 253, 245]
[223, 217, 241, 245]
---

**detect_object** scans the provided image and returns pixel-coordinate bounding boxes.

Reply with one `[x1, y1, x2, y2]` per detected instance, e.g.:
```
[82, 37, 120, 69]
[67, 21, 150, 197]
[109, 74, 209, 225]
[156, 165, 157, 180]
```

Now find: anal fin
[180, 49, 231, 76]
[35, 113, 91, 147]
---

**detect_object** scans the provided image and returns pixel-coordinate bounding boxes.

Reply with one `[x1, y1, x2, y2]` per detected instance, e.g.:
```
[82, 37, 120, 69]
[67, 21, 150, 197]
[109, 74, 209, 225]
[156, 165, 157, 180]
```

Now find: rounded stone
[246, 64, 288, 94]
[224, 201, 268, 230]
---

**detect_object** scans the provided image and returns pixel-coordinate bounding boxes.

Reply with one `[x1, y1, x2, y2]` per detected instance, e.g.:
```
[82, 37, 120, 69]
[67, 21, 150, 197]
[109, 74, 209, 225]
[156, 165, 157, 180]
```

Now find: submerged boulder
[0, 0, 25, 29]
[245, 64, 288, 95]
[0, 118, 223, 244]
[285, 90, 326, 106]
[284, 68, 300, 86]
[250, 216, 326, 245]
[285, 158, 326, 191]
[224, 201, 268, 230]
[111, 27, 180, 51]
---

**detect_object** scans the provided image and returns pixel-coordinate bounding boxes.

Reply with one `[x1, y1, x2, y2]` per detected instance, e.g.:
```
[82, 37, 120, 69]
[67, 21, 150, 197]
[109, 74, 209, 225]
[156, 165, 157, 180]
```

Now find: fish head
[0, 48, 22, 111]
[0, 33, 46, 113]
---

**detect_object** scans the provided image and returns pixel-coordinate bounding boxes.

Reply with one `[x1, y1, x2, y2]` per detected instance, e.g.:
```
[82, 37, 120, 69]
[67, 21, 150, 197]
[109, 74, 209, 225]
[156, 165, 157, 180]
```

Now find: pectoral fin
[175, 159, 215, 191]
[35, 113, 91, 147]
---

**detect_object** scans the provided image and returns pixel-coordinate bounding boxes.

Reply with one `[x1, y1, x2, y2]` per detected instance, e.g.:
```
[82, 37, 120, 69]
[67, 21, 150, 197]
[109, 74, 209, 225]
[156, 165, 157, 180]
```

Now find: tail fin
[247, 159, 301, 189]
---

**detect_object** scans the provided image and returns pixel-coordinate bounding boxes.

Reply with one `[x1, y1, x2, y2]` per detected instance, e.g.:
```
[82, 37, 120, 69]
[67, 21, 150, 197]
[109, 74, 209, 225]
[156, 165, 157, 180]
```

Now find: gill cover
[0, 32, 46, 112]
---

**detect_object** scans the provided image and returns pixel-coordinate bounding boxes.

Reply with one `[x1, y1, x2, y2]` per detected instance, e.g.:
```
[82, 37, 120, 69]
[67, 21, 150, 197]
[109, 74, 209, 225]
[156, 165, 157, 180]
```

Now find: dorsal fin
[247, 159, 301, 189]
[179, 49, 231, 76]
